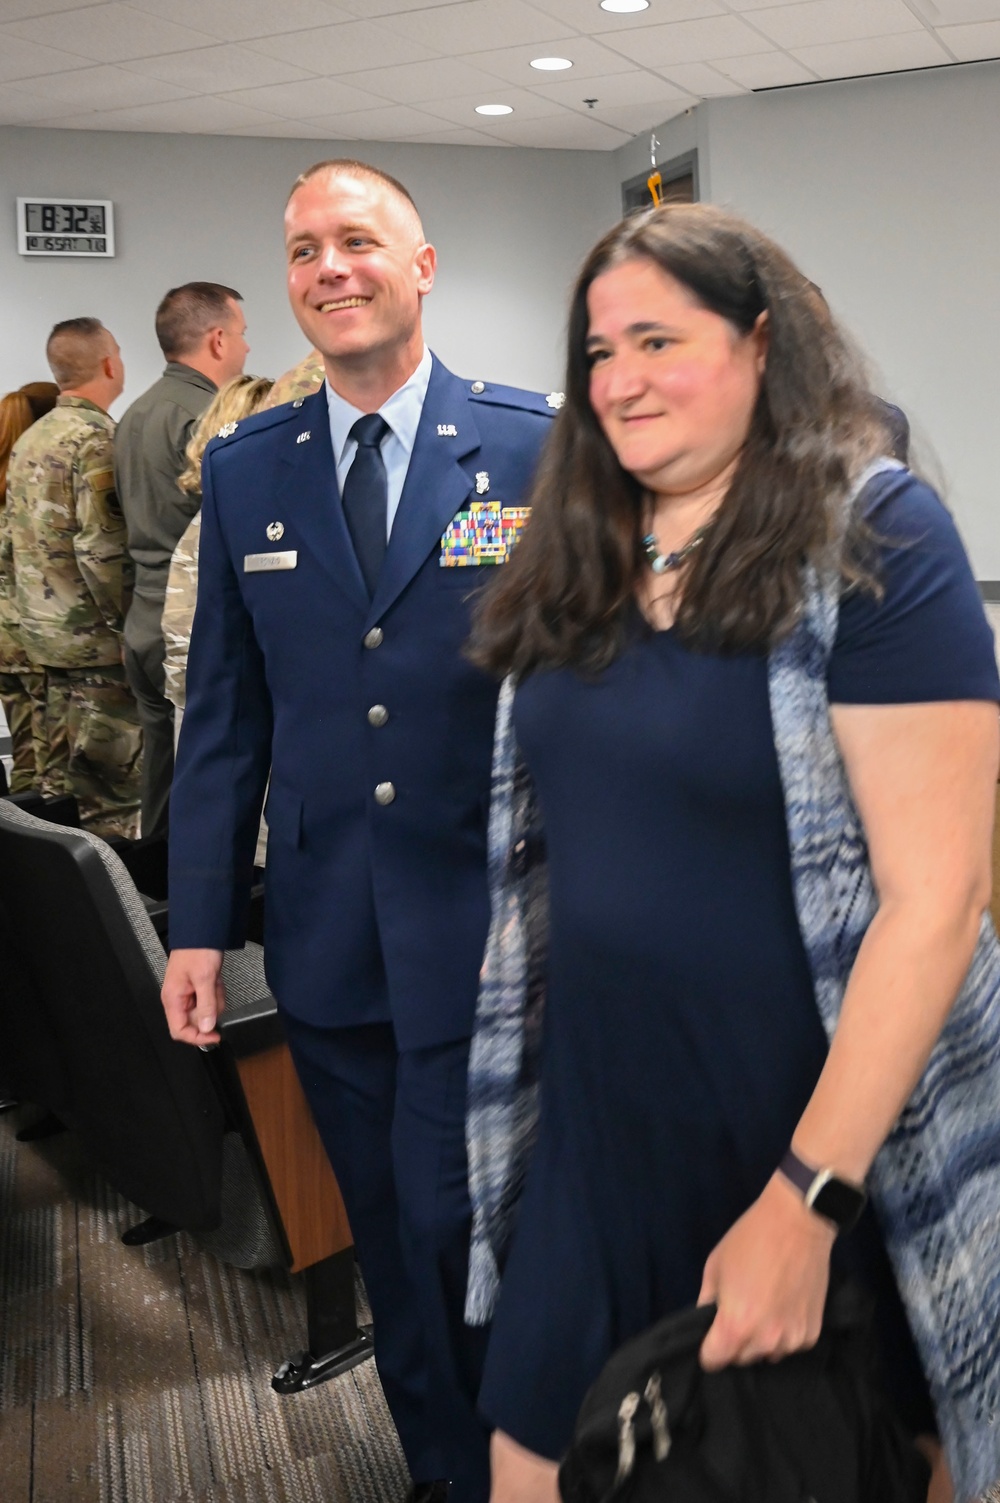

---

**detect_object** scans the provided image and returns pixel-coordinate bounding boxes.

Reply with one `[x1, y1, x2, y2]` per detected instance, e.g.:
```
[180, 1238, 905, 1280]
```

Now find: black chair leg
[271, 1247, 374, 1393]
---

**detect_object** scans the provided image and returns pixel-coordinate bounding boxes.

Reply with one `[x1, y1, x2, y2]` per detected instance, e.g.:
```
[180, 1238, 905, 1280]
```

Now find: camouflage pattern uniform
[263, 350, 324, 409]
[7, 396, 141, 836]
[0, 501, 46, 792]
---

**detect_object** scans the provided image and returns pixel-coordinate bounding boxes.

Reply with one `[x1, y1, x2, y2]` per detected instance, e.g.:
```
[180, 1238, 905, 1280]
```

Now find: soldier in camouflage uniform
[263, 348, 324, 409]
[6, 319, 141, 837]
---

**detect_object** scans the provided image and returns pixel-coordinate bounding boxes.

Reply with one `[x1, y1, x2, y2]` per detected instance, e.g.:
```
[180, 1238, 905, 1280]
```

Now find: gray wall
[614, 61, 1000, 578]
[1, 127, 619, 413]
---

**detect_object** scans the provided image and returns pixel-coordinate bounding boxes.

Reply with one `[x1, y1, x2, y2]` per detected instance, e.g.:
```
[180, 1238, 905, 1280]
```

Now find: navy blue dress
[478, 472, 1000, 1460]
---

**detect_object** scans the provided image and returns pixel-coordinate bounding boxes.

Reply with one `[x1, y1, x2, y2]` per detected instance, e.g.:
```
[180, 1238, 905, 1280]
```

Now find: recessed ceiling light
[476, 103, 514, 115]
[600, 0, 649, 12]
[530, 57, 573, 70]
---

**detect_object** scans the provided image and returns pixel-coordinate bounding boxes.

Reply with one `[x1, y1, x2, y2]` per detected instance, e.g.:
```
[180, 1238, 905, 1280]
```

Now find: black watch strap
[778, 1147, 868, 1233]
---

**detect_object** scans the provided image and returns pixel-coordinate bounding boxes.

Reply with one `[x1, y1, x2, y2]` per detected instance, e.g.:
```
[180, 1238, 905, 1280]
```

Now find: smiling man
[161, 160, 556, 1502]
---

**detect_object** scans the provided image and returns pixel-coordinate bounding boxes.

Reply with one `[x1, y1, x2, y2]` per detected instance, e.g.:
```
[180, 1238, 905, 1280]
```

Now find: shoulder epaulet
[206, 393, 318, 454]
[465, 380, 564, 418]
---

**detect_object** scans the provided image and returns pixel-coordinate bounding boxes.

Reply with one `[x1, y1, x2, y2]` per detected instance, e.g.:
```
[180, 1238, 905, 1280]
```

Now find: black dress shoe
[407, 1482, 449, 1503]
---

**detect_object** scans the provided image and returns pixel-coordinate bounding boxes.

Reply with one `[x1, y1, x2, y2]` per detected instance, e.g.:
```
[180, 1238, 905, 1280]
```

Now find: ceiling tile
[420, 86, 566, 126]
[305, 102, 453, 138]
[591, 97, 692, 134]
[0, 80, 94, 120]
[528, 0, 724, 32]
[0, 31, 92, 78]
[335, 0, 478, 12]
[458, 36, 636, 85]
[125, 0, 355, 42]
[936, 18, 1000, 56]
[220, 117, 346, 137]
[0, 0, 106, 18]
[122, 45, 314, 93]
[484, 109, 631, 148]
[344, 57, 514, 104]
[603, 14, 775, 67]
[3, 4, 219, 62]
[791, 28, 952, 76]
[34, 95, 292, 130]
[384, 0, 568, 53]
[528, 68, 690, 108]
[401, 124, 516, 146]
[654, 61, 747, 94]
[242, 19, 438, 73]
[221, 77, 388, 117]
[724, 0, 815, 8]
[748, 0, 922, 50]
[926, 0, 1000, 18]
[710, 49, 818, 87]
[9, 61, 197, 111]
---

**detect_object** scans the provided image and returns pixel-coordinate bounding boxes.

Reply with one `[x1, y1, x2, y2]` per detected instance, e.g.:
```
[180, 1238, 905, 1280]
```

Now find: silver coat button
[363, 627, 384, 649]
[470, 381, 485, 394]
[374, 781, 396, 805]
[368, 704, 389, 727]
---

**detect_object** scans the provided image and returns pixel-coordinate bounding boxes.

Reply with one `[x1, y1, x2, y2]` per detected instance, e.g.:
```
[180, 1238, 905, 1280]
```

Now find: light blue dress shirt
[325, 346, 433, 539]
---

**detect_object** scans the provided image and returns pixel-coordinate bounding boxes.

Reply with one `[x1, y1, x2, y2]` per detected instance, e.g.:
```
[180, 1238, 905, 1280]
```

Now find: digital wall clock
[17, 197, 115, 257]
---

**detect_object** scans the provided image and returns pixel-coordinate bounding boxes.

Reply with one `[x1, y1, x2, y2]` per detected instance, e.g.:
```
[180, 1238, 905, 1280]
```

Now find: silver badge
[296, 430, 311, 444]
[218, 421, 238, 438]
[470, 381, 485, 395]
[292, 398, 304, 408]
[475, 471, 490, 495]
[437, 424, 457, 437]
[546, 391, 565, 410]
[266, 521, 284, 542]
[244, 550, 298, 573]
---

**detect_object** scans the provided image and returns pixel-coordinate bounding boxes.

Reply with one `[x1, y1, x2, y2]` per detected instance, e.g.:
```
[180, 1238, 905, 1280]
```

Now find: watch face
[811, 1176, 867, 1232]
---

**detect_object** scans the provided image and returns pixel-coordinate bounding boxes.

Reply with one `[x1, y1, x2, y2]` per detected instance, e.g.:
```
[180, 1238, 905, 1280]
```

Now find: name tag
[244, 550, 298, 573]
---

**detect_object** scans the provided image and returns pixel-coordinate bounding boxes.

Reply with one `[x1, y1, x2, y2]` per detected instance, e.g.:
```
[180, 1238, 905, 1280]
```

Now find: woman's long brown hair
[470, 204, 889, 678]
[0, 382, 59, 506]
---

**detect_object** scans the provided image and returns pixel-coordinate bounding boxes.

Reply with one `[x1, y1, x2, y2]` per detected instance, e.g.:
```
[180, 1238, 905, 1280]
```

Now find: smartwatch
[778, 1147, 868, 1233]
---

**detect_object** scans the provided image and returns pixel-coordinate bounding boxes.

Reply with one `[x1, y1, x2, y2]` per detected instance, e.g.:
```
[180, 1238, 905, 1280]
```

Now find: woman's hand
[698, 1172, 836, 1370]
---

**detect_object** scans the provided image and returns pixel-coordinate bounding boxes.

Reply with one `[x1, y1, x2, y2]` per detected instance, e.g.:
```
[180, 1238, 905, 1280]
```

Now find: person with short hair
[115, 281, 249, 838]
[161, 159, 556, 1503]
[0, 380, 59, 790]
[7, 320, 140, 835]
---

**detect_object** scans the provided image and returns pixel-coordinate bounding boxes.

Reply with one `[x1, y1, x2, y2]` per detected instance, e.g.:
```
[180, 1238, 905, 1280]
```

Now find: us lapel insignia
[475, 471, 490, 495]
[437, 423, 458, 437]
[218, 421, 238, 438]
[266, 521, 284, 542]
[296, 431, 311, 444]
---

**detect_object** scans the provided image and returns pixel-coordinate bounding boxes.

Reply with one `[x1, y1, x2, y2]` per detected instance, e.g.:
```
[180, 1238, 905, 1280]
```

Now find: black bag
[558, 1283, 930, 1503]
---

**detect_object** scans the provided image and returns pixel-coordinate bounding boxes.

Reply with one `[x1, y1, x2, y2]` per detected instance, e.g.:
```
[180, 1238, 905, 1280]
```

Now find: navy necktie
[342, 413, 390, 597]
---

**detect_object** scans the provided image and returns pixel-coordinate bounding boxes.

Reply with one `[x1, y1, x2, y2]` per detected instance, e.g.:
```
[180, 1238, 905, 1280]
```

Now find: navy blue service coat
[168, 357, 554, 1050]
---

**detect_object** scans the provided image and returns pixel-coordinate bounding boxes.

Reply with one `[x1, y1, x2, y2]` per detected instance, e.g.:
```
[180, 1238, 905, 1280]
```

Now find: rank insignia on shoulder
[218, 421, 238, 438]
[437, 423, 458, 437]
[296, 431, 311, 443]
[546, 391, 565, 410]
[440, 503, 531, 567]
[475, 471, 490, 495]
[266, 521, 284, 542]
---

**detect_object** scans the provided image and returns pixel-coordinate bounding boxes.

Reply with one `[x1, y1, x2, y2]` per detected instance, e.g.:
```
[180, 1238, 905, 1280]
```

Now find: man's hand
[161, 947, 226, 1046]
[698, 1172, 835, 1370]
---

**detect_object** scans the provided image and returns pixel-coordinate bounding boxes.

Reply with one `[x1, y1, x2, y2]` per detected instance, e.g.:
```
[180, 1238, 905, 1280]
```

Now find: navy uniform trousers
[168, 359, 554, 1501]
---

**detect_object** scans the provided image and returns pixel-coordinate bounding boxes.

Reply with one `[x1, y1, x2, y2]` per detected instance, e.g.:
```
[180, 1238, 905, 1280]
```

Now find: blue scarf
[465, 467, 1000, 1501]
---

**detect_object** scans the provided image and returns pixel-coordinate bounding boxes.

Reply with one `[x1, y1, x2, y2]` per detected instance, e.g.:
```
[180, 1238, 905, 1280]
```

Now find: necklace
[642, 523, 710, 575]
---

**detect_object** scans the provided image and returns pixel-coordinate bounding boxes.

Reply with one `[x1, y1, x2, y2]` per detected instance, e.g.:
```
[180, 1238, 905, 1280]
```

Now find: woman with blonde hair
[467, 204, 1000, 1503]
[162, 375, 273, 722]
[0, 381, 59, 790]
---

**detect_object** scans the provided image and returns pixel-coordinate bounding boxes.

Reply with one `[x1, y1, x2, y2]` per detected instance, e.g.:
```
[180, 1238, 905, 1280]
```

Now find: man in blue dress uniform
[160, 159, 555, 1502]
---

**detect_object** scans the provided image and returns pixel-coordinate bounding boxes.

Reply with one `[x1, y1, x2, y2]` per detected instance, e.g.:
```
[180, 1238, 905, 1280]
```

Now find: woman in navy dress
[468, 206, 1000, 1503]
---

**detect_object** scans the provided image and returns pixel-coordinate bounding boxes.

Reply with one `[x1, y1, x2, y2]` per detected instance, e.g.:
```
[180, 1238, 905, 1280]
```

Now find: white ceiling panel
[306, 102, 454, 138]
[0, 31, 93, 78]
[937, 18, 1000, 55]
[655, 60, 747, 94]
[426, 85, 566, 125]
[0, 80, 96, 119]
[36, 95, 292, 131]
[242, 18, 437, 73]
[792, 28, 953, 76]
[487, 109, 630, 148]
[385, 0, 568, 53]
[401, 124, 516, 146]
[335, 0, 478, 13]
[592, 97, 693, 133]
[9, 61, 197, 110]
[2, 4, 218, 62]
[459, 36, 636, 85]
[528, 68, 690, 108]
[220, 77, 389, 117]
[219, 117, 344, 138]
[125, 0, 355, 41]
[748, 0, 922, 50]
[605, 14, 775, 67]
[529, 0, 725, 31]
[926, 0, 1000, 18]
[121, 46, 314, 94]
[343, 57, 515, 104]
[714, 48, 818, 85]
[0, 0, 105, 18]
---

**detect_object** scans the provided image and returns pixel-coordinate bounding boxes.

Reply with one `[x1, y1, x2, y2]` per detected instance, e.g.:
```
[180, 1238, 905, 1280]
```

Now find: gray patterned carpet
[0, 1104, 410, 1502]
